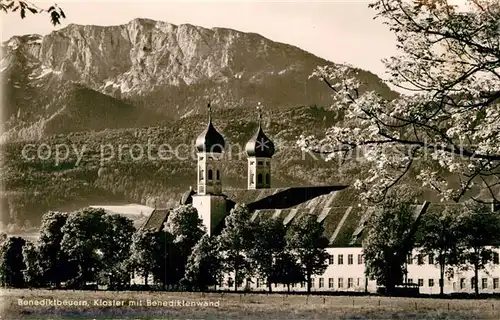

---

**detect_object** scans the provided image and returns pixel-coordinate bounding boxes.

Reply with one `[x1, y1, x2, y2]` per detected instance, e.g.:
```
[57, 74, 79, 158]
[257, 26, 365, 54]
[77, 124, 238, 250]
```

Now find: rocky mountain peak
[1, 18, 395, 140]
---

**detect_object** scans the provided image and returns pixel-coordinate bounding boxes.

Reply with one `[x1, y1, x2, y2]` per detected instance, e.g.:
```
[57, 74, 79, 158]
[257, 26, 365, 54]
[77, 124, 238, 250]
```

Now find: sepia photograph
[0, 0, 499, 319]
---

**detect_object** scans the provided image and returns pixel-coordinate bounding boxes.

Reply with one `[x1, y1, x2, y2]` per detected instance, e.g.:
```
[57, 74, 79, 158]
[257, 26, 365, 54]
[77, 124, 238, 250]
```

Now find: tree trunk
[287, 283, 290, 292]
[234, 266, 238, 292]
[439, 254, 445, 295]
[144, 271, 148, 287]
[268, 277, 272, 293]
[474, 265, 479, 295]
[307, 271, 311, 294]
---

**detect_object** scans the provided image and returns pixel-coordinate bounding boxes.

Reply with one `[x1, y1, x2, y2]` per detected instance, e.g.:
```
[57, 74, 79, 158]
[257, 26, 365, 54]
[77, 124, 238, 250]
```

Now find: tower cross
[207, 102, 212, 122]
[257, 102, 262, 126]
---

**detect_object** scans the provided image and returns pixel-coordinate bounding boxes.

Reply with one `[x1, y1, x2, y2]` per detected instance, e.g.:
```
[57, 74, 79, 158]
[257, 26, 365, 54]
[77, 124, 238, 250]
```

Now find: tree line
[0, 204, 329, 294]
[1, 193, 499, 296]
[363, 188, 500, 296]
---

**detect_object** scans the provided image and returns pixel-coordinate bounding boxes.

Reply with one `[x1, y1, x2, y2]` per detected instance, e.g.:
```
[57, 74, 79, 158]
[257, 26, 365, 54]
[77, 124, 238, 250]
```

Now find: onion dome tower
[245, 103, 275, 189]
[192, 103, 228, 236]
[195, 103, 225, 195]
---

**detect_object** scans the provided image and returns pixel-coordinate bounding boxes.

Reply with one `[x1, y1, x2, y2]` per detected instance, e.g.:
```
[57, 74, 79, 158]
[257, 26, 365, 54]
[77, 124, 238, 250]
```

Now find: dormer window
[258, 161, 263, 165]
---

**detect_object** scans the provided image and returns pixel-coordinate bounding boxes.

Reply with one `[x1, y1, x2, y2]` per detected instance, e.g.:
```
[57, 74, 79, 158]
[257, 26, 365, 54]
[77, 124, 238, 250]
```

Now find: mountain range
[0, 18, 397, 230]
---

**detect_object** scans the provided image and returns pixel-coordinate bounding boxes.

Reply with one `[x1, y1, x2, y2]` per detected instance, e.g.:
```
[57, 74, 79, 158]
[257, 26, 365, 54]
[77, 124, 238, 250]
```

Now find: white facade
[219, 247, 500, 294]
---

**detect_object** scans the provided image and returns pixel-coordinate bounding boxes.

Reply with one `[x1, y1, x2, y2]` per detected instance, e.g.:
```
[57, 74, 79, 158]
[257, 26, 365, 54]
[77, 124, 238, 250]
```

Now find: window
[216, 170, 220, 181]
[300, 282, 305, 288]
[311, 278, 315, 288]
[482, 278, 488, 289]
[338, 254, 344, 265]
[208, 169, 213, 180]
[494, 278, 499, 289]
[348, 278, 354, 288]
[471, 277, 476, 289]
[319, 278, 324, 288]
[460, 278, 466, 289]
[328, 255, 334, 265]
[428, 279, 434, 287]
[328, 278, 334, 288]
[493, 252, 499, 264]
[408, 278, 413, 284]
[357, 278, 361, 287]
[417, 254, 424, 265]
[274, 283, 277, 288]
[357, 254, 363, 264]
[418, 279, 424, 287]
[266, 173, 270, 185]
[250, 171, 254, 184]
[257, 173, 263, 184]
[407, 254, 413, 264]
[258, 161, 263, 165]
[256, 278, 260, 287]
[292, 283, 296, 288]
[348, 254, 353, 265]
[428, 253, 434, 265]
[338, 278, 344, 288]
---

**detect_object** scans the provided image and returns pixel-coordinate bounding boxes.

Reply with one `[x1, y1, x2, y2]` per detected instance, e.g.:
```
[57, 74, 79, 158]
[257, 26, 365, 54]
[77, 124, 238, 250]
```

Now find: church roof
[250, 202, 430, 247]
[140, 208, 171, 231]
[195, 104, 225, 153]
[180, 188, 196, 205]
[139, 187, 446, 248]
[224, 185, 350, 211]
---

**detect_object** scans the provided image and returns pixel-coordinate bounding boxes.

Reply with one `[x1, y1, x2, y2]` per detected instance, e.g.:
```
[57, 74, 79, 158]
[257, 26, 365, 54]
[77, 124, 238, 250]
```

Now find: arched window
[216, 170, 220, 181]
[208, 169, 213, 181]
[257, 173, 263, 184]
[266, 173, 270, 185]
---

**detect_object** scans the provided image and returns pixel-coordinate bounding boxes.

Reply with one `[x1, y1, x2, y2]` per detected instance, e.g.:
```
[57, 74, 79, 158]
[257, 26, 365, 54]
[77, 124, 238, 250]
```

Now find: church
[139, 104, 500, 295]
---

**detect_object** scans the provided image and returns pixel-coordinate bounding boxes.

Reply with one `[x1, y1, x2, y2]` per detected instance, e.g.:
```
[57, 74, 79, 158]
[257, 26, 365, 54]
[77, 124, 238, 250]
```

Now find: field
[1, 289, 499, 320]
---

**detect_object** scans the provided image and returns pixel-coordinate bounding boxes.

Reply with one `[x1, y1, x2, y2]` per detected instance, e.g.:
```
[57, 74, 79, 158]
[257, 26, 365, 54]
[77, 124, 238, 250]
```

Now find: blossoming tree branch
[299, 0, 500, 203]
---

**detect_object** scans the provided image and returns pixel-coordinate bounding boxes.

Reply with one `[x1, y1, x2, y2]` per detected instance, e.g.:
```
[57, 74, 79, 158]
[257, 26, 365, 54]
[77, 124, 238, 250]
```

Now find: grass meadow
[1, 289, 499, 319]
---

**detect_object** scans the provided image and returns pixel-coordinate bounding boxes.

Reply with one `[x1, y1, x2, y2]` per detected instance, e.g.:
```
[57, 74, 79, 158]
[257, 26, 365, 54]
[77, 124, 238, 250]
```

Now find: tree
[182, 234, 222, 291]
[36, 211, 69, 288]
[272, 251, 304, 292]
[60, 208, 108, 288]
[165, 204, 206, 286]
[22, 241, 42, 288]
[0, 236, 26, 287]
[455, 201, 500, 295]
[249, 216, 287, 292]
[129, 228, 173, 288]
[218, 204, 255, 291]
[362, 187, 422, 294]
[419, 205, 463, 295]
[100, 214, 135, 289]
[286, 214, 329, 294]
[301, 0, 500, 203]
[0, 1, 66, 25]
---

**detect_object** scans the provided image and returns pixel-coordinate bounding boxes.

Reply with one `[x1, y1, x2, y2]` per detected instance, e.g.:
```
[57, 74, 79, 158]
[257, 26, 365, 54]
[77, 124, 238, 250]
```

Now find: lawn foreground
[1, 289, 499, 320]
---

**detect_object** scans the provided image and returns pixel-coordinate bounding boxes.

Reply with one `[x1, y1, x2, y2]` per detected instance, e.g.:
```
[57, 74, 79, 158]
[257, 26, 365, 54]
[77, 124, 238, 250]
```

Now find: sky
[0, 0, 401, 80]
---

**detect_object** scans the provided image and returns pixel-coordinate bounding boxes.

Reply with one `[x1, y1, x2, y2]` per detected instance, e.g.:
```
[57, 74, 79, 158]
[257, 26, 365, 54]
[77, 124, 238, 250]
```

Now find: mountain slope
[0, 18, 397, 140]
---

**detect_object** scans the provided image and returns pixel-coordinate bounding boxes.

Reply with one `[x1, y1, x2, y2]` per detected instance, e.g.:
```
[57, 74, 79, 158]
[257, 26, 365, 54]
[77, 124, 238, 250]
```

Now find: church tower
[245, 103, 275, 189]
[192, 103, 227, 235]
